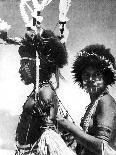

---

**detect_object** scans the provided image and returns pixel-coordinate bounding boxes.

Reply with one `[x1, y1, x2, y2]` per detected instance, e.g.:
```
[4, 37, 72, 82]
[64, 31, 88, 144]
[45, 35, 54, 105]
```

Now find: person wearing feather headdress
[15, 29, 76, 155]
[57, 44, 116, 155]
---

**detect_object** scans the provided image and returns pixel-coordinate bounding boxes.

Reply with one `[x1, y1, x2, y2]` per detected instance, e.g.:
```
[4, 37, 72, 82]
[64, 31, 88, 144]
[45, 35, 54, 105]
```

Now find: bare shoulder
[100, 94, 116, 108]
[39, 84, 55, 102]
[97, 93, 116, 115]
[96, 94, 116, 127]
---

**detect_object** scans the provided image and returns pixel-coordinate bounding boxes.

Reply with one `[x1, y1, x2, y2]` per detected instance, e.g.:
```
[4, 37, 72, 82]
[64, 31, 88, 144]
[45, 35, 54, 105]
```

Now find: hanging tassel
[59, 23, 69, 43]
[34, 129, 76, 155]
[55, 68, 65, 90]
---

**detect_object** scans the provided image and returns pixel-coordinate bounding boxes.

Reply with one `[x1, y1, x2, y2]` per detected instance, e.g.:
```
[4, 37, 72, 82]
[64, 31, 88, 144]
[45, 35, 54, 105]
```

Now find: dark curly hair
[18, 29, 68, 84]
[72, 44, 116, 88]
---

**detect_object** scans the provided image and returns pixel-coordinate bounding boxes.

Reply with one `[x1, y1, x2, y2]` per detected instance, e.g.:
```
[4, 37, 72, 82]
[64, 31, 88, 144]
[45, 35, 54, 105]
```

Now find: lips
[84, 83, 98, 93]
[86, 83, 95, 88]
[20, 75, 24, 80]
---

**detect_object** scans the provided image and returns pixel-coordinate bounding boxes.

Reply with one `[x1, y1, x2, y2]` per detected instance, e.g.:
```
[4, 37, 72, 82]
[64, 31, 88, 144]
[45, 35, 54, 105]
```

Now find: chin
[21, 78, 32, 85]
[87, 87, 98, 94]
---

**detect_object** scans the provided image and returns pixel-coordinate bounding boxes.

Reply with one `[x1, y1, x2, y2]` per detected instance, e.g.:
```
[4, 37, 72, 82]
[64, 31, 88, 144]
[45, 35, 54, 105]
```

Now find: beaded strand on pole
[20, 0, 54, 102]
[59, 0, 71, 43]
[19, 0, 54, 152]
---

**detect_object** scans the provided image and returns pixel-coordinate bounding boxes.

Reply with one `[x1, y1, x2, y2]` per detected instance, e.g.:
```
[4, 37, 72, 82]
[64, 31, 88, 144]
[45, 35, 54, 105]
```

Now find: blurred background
[0, 0, 116, 154]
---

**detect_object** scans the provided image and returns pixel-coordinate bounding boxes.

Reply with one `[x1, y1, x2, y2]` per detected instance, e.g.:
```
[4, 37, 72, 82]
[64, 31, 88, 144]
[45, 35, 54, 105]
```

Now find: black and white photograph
[0, 0, 116, 154]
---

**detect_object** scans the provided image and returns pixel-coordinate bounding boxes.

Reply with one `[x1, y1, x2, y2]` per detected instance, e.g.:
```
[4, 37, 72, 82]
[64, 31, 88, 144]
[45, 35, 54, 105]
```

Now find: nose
[88, 75, 94, 82]
[89, 76, 92, 80]
[19, 67, 23, 74]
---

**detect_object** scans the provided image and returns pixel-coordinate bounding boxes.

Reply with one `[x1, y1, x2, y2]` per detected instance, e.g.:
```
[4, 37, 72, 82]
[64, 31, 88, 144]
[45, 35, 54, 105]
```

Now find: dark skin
[19, 59, 59, 123]
[57, 66, 116, 155]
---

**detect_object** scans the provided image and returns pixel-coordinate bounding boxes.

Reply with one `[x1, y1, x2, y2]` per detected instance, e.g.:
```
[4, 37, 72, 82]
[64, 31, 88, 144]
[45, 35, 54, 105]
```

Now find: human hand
[56, 117, 73, 131]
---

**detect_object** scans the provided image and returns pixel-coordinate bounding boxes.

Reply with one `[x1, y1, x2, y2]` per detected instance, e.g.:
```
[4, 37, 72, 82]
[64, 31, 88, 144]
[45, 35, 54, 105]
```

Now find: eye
[82, 73, 89, 79]
[94, 72, 102, 77]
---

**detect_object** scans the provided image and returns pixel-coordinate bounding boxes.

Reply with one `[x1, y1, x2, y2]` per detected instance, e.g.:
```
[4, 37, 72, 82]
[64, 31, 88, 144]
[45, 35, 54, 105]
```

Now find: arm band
[95, 125, 112, 142]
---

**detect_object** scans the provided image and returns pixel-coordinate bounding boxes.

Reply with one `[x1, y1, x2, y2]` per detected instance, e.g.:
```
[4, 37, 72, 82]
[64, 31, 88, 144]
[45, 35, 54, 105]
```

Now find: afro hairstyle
[72, 44, 116, 88]
[18, 29, 68, 83]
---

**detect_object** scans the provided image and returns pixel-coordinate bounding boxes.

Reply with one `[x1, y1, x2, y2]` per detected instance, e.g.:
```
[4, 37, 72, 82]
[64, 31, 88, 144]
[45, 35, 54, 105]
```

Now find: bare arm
[57, 118, 102, 154]
[57, 94, 116, 154]
[39, 84, 58, 121]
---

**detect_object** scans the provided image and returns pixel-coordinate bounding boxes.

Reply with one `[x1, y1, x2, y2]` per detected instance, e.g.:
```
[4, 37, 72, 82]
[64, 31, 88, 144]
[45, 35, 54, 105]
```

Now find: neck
[90, 88, 107, 102]
[90, 93, 99, 103]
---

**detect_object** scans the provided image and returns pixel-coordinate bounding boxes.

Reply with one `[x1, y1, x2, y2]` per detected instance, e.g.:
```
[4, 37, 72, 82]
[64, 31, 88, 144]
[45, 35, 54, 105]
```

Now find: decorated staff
[20, 0, 54, 102]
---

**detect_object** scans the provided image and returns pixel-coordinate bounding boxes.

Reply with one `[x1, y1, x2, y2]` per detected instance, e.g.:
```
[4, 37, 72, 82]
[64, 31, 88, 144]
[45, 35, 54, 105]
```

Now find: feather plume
[59, 0, 71, 22]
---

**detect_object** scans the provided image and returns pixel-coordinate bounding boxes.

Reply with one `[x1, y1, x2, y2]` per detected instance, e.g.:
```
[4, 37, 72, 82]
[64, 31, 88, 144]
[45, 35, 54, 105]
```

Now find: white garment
[102, 140, 116, 155]
[36, 129, 76, 155]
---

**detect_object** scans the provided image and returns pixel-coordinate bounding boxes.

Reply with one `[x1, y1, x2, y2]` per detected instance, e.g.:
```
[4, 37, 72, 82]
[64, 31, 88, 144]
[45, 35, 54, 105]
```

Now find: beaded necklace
[81, 90, 108, 133]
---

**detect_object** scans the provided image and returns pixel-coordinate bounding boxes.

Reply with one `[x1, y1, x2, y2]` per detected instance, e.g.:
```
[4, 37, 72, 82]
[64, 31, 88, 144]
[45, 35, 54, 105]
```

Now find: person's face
[19, 59, 35, 85]
[82, 66, 105, 94]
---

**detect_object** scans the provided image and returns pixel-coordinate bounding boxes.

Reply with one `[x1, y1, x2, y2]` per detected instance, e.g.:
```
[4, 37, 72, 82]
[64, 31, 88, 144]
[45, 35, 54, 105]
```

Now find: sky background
[0, 0, 116, 154]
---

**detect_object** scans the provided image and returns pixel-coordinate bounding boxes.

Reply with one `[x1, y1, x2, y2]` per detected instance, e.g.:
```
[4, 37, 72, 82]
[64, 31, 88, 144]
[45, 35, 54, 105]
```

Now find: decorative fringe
[81, 92, 108, 132]
[102, 140, 116, 155]
[35, 129, 76, 155]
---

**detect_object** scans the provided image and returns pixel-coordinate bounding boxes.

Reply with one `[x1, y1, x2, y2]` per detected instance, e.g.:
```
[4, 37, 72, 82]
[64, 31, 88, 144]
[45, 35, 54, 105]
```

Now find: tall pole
[20, 0, 53, 101]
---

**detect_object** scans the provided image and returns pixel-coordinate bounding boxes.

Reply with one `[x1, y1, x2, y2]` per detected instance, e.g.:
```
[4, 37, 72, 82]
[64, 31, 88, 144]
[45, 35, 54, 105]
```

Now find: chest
[87, 103, 116, 135]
